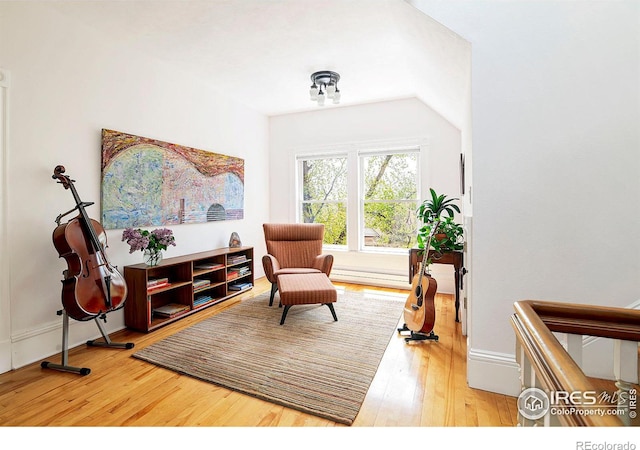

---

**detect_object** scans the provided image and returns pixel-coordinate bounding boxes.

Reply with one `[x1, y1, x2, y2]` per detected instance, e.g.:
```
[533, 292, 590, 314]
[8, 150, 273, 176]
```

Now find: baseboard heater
[329, 266, 410, 290]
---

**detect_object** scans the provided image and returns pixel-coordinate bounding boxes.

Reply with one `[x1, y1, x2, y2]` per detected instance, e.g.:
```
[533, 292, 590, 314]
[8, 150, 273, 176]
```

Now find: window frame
[295, 139, 427, 254]
[296, 152, 349, 251]
[358, 148, 421, 253]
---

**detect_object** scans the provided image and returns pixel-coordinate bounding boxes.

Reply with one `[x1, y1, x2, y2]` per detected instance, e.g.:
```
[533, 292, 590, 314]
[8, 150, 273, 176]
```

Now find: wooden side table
[409, 248, 464, 322]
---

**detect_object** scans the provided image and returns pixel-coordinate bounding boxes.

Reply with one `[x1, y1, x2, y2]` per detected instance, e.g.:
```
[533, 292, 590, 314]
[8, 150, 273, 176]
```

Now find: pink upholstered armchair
[262, 223, 334, 306]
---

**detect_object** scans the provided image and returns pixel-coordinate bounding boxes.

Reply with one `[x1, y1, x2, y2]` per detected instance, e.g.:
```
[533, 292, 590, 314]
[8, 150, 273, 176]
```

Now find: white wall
[269, 98, 462, 292]
[411, 0, 640, 394]
[0, 3, 269, 371]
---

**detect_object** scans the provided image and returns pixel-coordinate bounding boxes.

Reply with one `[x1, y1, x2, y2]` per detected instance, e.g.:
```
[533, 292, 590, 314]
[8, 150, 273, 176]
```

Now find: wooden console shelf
[124, 246, 254, 332]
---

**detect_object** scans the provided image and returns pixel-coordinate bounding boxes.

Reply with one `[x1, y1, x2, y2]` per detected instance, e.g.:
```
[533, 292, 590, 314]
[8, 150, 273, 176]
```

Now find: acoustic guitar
[402, 219, 440, 339]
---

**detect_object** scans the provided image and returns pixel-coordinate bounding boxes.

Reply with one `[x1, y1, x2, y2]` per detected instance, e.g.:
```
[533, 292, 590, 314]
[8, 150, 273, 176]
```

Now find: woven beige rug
[132, 289, 405, 425]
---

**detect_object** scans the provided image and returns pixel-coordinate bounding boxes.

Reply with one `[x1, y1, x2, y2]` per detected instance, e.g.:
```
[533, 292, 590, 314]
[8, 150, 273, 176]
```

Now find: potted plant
[122, 227, 176, 266]
[416, 188, 463, 253]
[417, 216, 463, 252]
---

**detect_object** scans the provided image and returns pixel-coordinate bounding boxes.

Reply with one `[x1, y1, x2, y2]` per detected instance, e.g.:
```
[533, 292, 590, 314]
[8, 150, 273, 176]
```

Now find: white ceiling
[49, 0, 470, 126]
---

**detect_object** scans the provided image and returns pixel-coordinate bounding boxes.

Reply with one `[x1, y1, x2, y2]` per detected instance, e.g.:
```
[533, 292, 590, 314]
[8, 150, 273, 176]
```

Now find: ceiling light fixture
[309, 71, 340, 106]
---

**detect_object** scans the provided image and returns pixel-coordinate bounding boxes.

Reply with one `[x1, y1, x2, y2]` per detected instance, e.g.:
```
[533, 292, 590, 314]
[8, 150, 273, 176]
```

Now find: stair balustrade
[511, 300, 640, 426]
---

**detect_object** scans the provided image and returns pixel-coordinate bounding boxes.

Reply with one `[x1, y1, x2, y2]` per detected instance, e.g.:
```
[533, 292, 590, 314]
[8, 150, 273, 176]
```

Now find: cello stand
[41, 310, 134, 376]
[87, 313, 135, 350]
[41, 309, 91, 375]
[397, 324, 439, 343]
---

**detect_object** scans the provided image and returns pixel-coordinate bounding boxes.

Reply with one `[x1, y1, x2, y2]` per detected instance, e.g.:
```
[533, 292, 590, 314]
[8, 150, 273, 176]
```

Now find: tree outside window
[361, 152, 419, 250]
[299, 156, 348, 246]
[298, 149, 420, 251]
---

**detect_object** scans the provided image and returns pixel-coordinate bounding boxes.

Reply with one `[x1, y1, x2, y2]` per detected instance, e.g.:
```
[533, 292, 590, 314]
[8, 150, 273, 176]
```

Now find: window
[361, 151, 419, 250]
[299, 155, 348, 246]
[297, 146, 420, 251]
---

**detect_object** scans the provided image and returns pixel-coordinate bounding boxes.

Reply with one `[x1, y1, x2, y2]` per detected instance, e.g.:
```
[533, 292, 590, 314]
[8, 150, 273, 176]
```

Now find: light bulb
[326, 82, 336, 99]
[309, 83, 318, 101]
[332, 89, 341, 104]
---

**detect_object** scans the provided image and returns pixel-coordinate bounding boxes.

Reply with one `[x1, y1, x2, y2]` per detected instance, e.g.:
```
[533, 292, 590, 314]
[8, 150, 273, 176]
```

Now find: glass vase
[143, 249, 163, 266]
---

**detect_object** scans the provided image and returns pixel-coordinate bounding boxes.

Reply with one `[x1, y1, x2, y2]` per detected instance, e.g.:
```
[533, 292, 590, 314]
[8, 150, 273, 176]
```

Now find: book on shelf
[194, 262, 224, 270]
[147, 277, 169, 287]
[228, 255, 247, 264]
[147, 281, 170, 291]
[194, 295, 213, 307]
[226, 269, 239, 280]
[193, 279, 211, 289]
[229, 282, 252, 291]
[153, 303, 189, 318]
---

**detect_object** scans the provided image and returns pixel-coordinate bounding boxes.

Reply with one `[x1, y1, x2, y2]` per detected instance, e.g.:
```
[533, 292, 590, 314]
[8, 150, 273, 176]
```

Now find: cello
[399, 219, 440, 343]
[51, 165, 127, 321]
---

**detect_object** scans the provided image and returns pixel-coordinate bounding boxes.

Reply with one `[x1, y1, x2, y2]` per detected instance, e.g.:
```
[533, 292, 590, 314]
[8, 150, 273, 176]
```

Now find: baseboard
[330, 264, 454, 293]
[467, 347, 521, 397]
[330, 267, 410, 291]
[0, 337, 10, 373]
[9, 312, 127, 371]
[474, 299, 640, 395]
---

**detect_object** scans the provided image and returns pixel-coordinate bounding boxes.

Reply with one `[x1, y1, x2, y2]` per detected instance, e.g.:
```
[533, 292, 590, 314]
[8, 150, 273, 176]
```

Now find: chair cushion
[278, 273, 337, 306]
[274, 267, 321, 277]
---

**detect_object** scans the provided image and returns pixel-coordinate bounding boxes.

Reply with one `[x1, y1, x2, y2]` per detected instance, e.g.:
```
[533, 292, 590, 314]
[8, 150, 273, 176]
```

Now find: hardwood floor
[0, 278, 518, 428]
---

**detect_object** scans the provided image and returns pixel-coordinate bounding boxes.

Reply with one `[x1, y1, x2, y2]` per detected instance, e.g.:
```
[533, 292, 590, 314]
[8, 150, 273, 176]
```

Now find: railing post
[614, 339, 638, 425]
[566, 333, 583, 368]
[516, 340, 535, 426]
[614, 339, 638, 384]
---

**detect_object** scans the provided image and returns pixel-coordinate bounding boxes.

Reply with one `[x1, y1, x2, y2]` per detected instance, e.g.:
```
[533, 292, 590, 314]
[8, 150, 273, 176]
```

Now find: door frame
[0, 68, 11, 373]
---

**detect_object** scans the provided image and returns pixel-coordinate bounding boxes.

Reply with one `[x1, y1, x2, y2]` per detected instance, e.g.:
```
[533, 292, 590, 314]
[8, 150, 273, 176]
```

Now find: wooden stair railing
[511, 300, 640, 426]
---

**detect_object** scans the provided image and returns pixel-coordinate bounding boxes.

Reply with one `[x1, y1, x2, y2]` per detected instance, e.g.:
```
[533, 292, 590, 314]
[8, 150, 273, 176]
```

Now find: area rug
[132, 289, 405, 425]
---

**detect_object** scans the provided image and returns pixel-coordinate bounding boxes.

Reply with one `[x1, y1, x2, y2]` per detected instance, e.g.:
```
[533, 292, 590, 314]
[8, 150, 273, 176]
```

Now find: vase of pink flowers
[122, 227, 176, 266]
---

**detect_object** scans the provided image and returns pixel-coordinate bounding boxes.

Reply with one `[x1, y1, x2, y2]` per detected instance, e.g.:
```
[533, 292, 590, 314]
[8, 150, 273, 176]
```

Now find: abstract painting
[101, 129, 244, 229]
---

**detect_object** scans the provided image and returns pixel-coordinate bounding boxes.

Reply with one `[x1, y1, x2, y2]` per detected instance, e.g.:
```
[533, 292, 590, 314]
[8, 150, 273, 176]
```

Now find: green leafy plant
[417, 188, 461, 223]
[416, 188, 463, 253]
[417, 216, 463, 252]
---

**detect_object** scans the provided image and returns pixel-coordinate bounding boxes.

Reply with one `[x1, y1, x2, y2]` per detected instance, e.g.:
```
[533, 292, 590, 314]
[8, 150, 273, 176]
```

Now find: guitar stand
[397, 324, 439, 343]
[41, 310, 134, 376]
